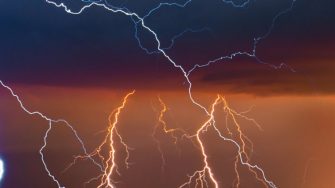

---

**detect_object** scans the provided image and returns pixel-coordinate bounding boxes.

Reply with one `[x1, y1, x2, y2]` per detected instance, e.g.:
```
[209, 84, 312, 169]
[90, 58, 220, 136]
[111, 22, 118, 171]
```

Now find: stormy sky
[1, 1, 335, 187]
[0, 0, 334, 94]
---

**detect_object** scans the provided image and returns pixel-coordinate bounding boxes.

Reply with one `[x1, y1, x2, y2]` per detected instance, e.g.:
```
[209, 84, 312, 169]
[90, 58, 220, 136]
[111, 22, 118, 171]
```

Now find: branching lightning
[96, 91, 135, 188]
[0, 0, 298, 187]
[62, 91, 135, 188]
[152, 96, 188, 173]
[0, 81, 102, 188]
[179, 95, 272, 188]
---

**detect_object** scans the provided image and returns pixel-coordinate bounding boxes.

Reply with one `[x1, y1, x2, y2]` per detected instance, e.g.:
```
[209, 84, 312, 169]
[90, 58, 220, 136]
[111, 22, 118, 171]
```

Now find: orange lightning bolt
[179, 94, 272, 188]
[63, 91, 135, 188]
[96, 90, 135, 188]
[179, 95, 221, 188]
[220, 96, 268, 188]
[152, 96, 188, 173]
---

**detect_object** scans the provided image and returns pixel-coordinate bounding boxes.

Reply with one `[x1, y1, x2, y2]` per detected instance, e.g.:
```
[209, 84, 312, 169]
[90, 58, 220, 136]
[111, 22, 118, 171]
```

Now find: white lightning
[0, 80, 103, 188]
[0, 0, 297, 187]
[0, 158, 4, 182]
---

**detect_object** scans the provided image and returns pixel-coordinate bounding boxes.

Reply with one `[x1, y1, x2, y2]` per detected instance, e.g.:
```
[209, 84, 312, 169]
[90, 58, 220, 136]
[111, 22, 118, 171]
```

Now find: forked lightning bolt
[152, 96, 188, 173]
[62, 91, 135, 188]
[0, 0, 298, 187]
[96, 91, 135, 188]
[0, 80, 102, 188]
[179, 95, 271, 188]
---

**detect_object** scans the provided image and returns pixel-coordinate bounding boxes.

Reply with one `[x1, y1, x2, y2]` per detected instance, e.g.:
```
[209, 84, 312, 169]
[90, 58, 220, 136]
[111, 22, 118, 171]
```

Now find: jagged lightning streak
[162, 27, 212, 51]
[97, 90, 135, 188]
[152, 95, 266, 187]
[188, 0, 297, 75]
[179, 95, 222, 188]
[64, 91, 135, 188]
[222, 0, 251, 8]
[151, 97, 170, 173]
[220, 96, 269, 188]
[0, 0, 297, 187]
[0, 80, 102, 188]
[41, 0, 296, 111]
[179, 95, 270, 188]
[152, 96, 188, 173]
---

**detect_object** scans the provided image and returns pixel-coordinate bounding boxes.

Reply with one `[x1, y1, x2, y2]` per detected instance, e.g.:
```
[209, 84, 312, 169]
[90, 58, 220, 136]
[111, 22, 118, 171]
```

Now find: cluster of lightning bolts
[0, 0, 298, 187]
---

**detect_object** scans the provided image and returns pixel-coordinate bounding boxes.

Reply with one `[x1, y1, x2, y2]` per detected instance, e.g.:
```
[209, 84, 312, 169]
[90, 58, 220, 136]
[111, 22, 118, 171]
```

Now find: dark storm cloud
[194, 0, 335, 95]
[0, 0, 334, 94]
[197, 57, 335, 95]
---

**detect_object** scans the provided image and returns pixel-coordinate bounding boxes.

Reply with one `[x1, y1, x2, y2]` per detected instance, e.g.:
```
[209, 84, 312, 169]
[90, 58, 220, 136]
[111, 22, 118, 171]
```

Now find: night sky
[0, 0, 335, 188]
[0, 0, 334, 94]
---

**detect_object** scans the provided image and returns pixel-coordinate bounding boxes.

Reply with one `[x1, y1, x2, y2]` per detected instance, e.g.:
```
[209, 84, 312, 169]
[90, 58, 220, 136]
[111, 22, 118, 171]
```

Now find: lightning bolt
[0, 0, 298, 187]
[152, 96, 189, 173]
[96, 90, 135, 188]
[179, 95, 272, 188]
[0, 80, 102, 188]
[179, 95, 222, 188]
[63, 91, 135, 188]
[220, 96, 269, 188]
[151, 97, 170, 173]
